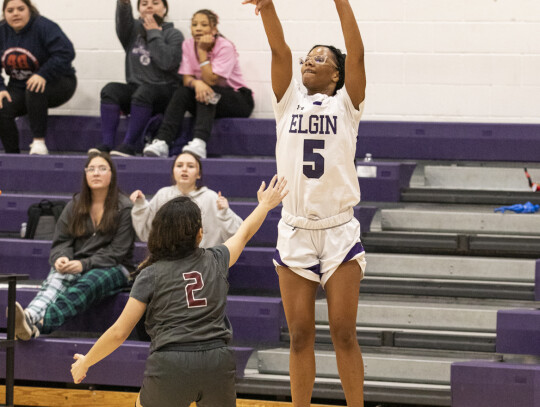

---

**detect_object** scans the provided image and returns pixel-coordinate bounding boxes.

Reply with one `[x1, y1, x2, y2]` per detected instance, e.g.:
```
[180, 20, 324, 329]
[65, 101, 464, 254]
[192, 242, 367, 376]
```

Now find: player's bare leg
[325, 260, 364, 407]
[277, 265, 319, 407]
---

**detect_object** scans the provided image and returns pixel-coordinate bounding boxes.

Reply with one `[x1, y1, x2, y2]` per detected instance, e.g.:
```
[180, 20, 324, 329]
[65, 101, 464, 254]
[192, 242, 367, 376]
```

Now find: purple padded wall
[0, 287, 284, 346]
[451, 361, 540, 407]
[0, 336, 253, 383]
[357, 121, 540, 162]
[496, 309, 540, 356]
[13, 116, 540, 162]
[0, 155, 413, 202]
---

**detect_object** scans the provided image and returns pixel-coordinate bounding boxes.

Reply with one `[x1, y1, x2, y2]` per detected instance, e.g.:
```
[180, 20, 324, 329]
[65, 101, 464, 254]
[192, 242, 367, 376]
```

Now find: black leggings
[100, 82, 177, 113]
[156, 85, 254, 145]
[0, 75, 77, 153]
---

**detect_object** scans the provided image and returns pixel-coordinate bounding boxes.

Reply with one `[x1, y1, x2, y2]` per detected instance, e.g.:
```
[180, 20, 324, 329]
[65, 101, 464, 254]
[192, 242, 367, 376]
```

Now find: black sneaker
[88, 144, 111, 154]
[110, 143, 136, 157]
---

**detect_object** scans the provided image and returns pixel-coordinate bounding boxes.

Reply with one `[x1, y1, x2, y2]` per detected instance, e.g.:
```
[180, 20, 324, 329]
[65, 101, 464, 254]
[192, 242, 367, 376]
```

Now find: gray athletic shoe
[13, 302, 39, 340]
[143, 139, 169, 158]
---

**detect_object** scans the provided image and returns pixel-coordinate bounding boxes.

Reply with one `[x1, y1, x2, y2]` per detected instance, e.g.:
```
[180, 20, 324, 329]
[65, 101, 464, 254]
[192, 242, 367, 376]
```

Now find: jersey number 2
[303, 139, 325, 179]
[183, 271, 208, 308]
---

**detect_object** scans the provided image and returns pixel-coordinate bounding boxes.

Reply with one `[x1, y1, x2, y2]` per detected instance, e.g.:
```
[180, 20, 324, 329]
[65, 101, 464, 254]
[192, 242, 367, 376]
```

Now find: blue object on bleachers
[12, 115, 540, 162]
[451, 361, 540, 407]
[0, 336, 253, 384]
[494, 202, 540, 214]
[496, 309, 540, 356]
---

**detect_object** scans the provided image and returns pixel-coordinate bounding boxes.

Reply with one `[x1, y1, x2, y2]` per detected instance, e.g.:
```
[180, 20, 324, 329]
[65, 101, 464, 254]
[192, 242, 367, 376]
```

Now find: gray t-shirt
[130, 245, 231, 353]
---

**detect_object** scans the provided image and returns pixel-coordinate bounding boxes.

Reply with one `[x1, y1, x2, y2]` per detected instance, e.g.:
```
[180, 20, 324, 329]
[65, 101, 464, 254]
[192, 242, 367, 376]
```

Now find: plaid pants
[26, 266, 127, 334]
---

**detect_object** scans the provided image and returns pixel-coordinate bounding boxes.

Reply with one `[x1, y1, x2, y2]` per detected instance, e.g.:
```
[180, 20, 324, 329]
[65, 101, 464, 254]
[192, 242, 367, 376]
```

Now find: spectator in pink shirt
[143, 9, 254, 159]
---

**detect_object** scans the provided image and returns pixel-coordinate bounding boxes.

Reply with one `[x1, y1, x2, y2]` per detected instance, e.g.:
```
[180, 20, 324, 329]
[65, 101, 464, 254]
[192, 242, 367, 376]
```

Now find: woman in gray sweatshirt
[14, 152, 136, 340]
[89, 0, 184, 157]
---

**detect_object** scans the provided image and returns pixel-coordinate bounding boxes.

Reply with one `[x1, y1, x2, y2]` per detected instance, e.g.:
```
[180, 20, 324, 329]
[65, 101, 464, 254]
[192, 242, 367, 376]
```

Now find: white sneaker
[143, 139, 169, 158]
[182, 138, 207, 159]
[29, 139, 49, 155]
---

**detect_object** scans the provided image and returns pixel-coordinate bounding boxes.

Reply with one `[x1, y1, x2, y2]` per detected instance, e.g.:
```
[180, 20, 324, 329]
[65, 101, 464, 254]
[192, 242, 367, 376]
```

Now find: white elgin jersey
[273, 79, 364, 230]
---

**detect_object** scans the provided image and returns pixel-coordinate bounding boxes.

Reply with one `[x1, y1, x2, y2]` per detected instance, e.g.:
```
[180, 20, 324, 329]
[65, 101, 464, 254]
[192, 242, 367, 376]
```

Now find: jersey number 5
[183, 271, 208, 308]
[303, 139, 325, 179]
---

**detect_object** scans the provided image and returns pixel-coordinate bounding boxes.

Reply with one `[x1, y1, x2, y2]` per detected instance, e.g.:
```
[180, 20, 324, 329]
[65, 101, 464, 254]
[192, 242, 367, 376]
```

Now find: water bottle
[364, 153, 372, 162]
[20, 222, 27, 238]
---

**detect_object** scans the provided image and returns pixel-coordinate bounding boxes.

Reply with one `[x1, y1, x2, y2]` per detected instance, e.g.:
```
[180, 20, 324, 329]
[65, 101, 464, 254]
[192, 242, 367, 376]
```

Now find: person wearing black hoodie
[0, 0, 76, 155]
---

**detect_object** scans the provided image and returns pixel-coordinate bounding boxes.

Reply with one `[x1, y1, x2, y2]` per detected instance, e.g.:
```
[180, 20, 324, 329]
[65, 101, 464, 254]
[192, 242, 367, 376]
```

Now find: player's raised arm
[243, 0, 292, 102]
[224, 176, 287, 267]
[335, 0, 366, 108]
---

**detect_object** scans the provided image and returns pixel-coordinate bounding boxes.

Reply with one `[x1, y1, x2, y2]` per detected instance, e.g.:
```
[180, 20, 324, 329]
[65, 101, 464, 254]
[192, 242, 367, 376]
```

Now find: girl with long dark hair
[14, 152, 135, 339]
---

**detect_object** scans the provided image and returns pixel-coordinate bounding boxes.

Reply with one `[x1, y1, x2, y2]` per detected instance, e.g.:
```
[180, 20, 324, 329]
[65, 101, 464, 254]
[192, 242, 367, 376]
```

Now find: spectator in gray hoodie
[130, 151, 242, 245]
[89, 0, 184, 157]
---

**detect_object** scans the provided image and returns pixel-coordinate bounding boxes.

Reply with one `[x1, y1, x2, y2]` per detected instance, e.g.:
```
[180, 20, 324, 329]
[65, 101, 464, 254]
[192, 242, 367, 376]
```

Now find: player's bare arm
[243, 0, 292, 102]
[224, 176, 288, 266]
[335, 0, 366, 108]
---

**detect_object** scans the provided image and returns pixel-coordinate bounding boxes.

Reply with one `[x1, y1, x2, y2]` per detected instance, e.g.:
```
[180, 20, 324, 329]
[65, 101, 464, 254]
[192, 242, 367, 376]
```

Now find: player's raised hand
[257, 175, 288, 210]
[241, 0, 273, 15]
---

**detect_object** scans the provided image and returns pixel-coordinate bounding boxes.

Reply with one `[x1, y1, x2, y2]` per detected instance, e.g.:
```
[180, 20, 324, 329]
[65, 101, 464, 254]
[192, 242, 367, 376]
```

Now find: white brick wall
[15, 0, 539, 122]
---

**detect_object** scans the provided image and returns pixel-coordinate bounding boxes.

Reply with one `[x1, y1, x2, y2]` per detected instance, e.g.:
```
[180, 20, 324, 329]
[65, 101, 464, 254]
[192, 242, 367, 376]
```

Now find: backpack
[24, 200, 67, 240]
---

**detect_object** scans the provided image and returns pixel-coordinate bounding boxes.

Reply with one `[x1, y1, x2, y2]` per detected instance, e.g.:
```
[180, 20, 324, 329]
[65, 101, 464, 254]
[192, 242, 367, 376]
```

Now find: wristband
[199, 60, 210, 67]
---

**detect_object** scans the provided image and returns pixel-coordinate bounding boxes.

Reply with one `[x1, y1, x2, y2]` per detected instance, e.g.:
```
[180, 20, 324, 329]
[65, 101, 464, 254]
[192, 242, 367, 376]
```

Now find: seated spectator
[89, 0, 184, 157]
[130, 151, 242, 245]
[143, 9, 254, 159]
[0, 0, 77, 155]
[70, 177, 288, 407]
[13, 152, 136, 340]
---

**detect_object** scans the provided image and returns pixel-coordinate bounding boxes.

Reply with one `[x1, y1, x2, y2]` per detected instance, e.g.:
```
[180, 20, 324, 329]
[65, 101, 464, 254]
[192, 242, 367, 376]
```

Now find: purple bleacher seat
[226, 296, 285, 344]
[356, 161, 416, 202]
[0, 238, 52, 279]
[496, 309, 540, 356]
[0, 336, 253, 383]
[536, 260, 540, 301]
[0, 286, 284, 345]
[451, 361, 540, 407]
[357, 121, 540, 162]
[0, 155, 413, 202]
[0, 193, 69, 233]
[0, 195, 377, 236]
[15, 116, 278, 156]
[229, 247, 277, 292]
[12, 115, 540, 162]
[15, 116, 128, 152]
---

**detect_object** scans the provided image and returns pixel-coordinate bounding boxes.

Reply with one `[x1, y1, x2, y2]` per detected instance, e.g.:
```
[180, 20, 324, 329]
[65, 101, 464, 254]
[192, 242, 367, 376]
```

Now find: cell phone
[153, 13, 164, 26]
[208, 92, 221, 105]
